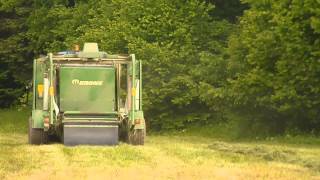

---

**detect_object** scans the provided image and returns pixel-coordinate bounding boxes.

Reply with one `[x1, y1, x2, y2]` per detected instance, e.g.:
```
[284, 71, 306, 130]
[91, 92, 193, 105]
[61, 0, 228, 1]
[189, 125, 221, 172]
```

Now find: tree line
[1, 0, 319, 136]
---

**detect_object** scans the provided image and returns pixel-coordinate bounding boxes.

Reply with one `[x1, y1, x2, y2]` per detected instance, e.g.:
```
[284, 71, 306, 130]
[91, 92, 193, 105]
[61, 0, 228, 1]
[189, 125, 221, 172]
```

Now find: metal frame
[46, 53, 143, 127]
[31, 49, 144, 144]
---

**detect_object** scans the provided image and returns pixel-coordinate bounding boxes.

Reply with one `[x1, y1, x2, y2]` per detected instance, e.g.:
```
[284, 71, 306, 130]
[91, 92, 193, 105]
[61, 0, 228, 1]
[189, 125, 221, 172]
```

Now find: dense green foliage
[206, 0, 249, 22]
[226, 0, 320, 135]
[0, 0, 33, 107]
[27, 0, 236, 130]
[1, 0, 319, 136]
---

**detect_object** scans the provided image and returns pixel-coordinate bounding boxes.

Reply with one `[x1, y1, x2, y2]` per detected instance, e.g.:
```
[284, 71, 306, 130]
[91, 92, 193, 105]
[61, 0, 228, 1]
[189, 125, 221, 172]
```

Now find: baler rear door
[58, 65, 118, 145]
[59, 66, 116, 113]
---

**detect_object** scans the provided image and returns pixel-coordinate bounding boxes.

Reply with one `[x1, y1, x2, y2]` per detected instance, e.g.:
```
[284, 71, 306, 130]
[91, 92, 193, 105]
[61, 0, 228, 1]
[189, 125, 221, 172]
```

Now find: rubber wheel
[28, 117, 48, 145]
[119, 118, 132, 142]
[129, 129, 145, 145]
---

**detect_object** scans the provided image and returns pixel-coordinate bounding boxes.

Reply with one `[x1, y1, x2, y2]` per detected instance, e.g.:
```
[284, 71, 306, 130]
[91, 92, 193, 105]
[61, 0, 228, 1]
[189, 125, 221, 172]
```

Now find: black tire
[119, 119, 129, 142]
[28, 117, 48, 145]
[129, 129, 145, 145]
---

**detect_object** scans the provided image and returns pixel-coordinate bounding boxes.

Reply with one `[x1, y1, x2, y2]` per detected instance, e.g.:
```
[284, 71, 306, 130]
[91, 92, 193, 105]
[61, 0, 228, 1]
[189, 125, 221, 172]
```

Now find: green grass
[1, 108, 320, 179]
[0, 108, 29, 134]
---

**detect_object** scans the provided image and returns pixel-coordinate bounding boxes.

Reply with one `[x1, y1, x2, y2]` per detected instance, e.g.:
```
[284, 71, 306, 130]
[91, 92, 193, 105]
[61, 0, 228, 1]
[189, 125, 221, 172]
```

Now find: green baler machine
[29, 43, 145, 145]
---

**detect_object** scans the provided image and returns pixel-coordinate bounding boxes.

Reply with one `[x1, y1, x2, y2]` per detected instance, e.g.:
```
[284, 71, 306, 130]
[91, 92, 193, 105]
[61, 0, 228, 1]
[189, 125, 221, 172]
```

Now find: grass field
[1, 108, 320, 179]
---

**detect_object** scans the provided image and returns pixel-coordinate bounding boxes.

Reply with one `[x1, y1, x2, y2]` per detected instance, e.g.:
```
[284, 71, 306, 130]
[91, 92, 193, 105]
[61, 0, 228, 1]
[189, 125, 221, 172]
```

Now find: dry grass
[1, 108, 320, 180]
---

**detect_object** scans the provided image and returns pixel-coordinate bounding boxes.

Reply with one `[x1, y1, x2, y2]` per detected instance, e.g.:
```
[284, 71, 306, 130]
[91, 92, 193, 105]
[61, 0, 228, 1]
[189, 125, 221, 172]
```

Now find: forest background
[1, 0, 320, 138]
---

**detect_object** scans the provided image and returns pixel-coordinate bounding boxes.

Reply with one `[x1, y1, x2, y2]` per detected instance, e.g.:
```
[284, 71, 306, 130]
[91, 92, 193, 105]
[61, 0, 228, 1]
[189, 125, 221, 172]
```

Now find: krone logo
[72, 79, 103, 86]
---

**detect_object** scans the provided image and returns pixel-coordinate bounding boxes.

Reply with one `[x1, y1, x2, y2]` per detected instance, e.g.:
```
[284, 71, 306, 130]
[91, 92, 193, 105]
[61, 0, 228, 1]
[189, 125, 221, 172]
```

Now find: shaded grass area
[0, 108, 29, 134]
[1, 108, 320, 179]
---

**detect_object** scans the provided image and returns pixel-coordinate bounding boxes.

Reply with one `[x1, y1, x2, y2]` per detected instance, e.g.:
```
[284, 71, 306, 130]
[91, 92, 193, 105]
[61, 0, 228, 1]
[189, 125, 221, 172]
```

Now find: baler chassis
[28, 43, 146, 146]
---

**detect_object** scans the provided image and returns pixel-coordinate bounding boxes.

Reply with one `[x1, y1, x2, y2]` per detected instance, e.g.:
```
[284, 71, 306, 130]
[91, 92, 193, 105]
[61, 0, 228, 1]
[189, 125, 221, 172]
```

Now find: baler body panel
[59, 66, 116, 114]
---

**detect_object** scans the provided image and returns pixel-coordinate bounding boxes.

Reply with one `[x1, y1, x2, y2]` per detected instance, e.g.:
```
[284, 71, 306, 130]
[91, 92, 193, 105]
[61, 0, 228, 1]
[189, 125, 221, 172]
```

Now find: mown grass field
[1, 108, 320, 179]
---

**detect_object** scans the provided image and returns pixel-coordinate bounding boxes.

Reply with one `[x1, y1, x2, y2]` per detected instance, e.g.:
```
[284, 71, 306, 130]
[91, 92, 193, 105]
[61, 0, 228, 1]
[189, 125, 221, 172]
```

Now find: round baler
[28, 43, 146, 146]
